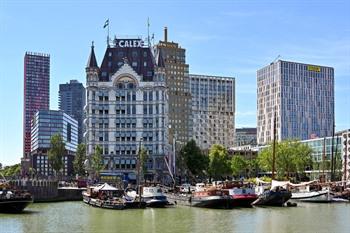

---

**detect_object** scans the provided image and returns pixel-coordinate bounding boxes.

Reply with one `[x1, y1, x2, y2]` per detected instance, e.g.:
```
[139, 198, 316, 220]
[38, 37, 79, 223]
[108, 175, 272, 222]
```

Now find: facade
[189, 74, 235, 150]
[59, 80, 86, 143]
[235, 127, 257, 146]
[30, 110, 78, 177]
[155, 27, 192, 145]
[23, 52, 50, 156]
[301, 137, 342, 162]
[257, 60, 334, 145]
[85, 38, 169, 182]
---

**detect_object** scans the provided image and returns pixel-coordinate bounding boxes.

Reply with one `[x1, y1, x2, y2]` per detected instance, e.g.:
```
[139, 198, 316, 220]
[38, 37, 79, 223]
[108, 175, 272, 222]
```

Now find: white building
[84, 39, 169, 182]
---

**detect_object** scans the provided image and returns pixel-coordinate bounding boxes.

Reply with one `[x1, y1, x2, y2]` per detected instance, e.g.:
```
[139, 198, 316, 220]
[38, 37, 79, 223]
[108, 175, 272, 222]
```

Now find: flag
[103, 19, 109, 28]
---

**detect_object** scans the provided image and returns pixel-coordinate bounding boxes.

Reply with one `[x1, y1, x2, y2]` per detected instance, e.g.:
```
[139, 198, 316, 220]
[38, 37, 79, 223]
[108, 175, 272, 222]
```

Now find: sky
[0, 0, 349, 165]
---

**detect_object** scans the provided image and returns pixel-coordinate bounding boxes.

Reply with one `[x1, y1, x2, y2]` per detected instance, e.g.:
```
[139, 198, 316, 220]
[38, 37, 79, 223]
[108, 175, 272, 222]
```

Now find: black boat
[252, 186, 291, 206]
[0, 189, 33, 213]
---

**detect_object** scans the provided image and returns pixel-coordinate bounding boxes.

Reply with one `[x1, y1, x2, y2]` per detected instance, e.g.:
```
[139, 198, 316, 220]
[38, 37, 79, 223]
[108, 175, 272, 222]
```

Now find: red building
[23, 52, 50, 157]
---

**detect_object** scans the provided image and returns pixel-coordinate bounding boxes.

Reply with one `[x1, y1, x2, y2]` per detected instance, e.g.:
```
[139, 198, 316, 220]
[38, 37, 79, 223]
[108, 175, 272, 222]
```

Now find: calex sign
[115, 39, 144, 48]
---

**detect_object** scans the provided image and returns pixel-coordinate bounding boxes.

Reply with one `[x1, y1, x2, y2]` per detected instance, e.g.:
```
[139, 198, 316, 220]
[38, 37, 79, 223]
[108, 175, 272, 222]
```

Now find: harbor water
[1, 201, 350, 233]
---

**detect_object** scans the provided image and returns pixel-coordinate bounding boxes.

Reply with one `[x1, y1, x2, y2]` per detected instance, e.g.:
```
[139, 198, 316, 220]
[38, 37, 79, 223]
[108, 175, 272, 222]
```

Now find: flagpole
[107, 19, 110, 47]
[147, 17, 150, 47]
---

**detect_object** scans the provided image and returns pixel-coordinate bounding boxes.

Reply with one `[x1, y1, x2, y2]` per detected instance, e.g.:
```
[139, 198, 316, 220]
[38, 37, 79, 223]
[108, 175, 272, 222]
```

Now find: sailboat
[252, 111, 292, 206]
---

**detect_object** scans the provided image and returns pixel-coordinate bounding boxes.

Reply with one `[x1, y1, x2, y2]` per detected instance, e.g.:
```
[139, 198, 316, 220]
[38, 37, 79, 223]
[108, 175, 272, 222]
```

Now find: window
[132, 62, 137, 67]
[143, 92, 147, 101]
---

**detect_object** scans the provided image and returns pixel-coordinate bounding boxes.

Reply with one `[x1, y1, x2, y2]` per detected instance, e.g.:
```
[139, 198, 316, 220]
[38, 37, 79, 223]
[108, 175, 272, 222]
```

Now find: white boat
[142, 186, 168, 207]
[291, 189, 334, 202]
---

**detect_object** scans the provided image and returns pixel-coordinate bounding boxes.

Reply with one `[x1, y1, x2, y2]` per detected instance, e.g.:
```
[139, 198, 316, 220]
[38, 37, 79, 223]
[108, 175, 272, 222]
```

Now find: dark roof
[99, 45, 155, 82]
[156, 49, 165, 68]
[86, 43, 98, 69]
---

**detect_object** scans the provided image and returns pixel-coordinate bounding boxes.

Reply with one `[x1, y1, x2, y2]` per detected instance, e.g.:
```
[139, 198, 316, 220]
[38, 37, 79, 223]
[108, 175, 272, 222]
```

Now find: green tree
[1, 164, 21, 177]
[73, 144, 86, 176]
[258, 140, 313, 181]
[208, 144, 231, 180]
[231, 155, 247, 178]
[179, 139, 209, 178]
[91, 145, 104, 180]
[139, 147, 148, 179]
[48, 134, 65, 178]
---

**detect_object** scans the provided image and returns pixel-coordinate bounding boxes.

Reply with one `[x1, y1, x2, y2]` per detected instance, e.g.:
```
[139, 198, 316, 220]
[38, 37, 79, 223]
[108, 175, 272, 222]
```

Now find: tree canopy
[258, 140, 313, 180]
[48, 134, 65, 177]
[91, 145, 104, 179]
[73, 143, 86, 176]
[0, 163, 21, 177]
[179, 139, 209, 178]
[231, 155, 247, 178]
[208, 144, 231, 180]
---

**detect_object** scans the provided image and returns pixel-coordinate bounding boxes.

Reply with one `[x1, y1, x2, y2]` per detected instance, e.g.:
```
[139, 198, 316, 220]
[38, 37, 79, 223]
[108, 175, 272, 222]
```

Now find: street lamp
[137, 138, 143, 196]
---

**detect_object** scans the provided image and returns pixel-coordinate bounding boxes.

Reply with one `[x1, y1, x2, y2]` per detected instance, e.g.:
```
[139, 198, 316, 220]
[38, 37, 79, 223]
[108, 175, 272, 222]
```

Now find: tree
[91, 145, 104, 180]
[73, 144, 86, 176]
[139, 147, 148, 180]
[231, 155, 247, 178]
[179, 139, 209, 178]
[208, 144, 231, 180]
[1, 164, 21, 177]
[258, 140, 313, 181]
[48, 134, 65, 178]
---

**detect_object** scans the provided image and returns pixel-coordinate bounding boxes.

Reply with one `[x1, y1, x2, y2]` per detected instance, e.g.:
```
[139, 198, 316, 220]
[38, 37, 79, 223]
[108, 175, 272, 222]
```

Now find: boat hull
[166, 193, 192, 206]
[253, 190, 291, 206]
[291, 190, 334, 203]
[0, 199, 33, 213]
[191, 196, 232, 209]
[230, 195, 257, 207]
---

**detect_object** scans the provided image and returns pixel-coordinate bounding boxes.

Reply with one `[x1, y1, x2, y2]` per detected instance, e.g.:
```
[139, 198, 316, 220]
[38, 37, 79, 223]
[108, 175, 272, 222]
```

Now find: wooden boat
[0, 190, 33, 213]
[83, 183, 146, 210]
[291, 185, 335, 203]
[142, 186, 169, 208]
[0, 179, 33, 213]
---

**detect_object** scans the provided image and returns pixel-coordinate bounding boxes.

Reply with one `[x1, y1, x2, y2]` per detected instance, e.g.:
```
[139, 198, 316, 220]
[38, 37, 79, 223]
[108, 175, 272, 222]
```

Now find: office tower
[190, 74, 235, 150]
[31, 110, 78, 177]
[59, 80, 86, 143]
[155, 27, 192, 145]
[235, 128, 257, 146]
[85, 38, 169, 183]
[257, 60, 334, 145]
[23, 52, 50, 156]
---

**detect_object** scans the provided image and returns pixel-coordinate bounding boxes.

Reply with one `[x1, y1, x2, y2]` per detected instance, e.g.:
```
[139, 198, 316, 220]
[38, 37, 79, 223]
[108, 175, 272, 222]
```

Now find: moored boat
[252, 185, 291, 206]
[0, 179, 33, 213]
[228, 187, 258, 207]
[190, 183, 231, 209]
[142, 186, 169, 208]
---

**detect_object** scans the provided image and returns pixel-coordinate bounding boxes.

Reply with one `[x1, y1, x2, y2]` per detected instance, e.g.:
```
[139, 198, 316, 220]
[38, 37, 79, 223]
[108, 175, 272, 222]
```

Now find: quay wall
[9, 179, 85, 202]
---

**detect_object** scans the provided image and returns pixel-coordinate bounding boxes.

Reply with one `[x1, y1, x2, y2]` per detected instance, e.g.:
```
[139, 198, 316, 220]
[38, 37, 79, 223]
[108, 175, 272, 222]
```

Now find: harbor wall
[8, 179, 85, 202]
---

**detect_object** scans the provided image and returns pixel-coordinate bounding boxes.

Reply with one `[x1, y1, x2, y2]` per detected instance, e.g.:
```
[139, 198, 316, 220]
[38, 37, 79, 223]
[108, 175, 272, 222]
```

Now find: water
[1, 202, 350, 233]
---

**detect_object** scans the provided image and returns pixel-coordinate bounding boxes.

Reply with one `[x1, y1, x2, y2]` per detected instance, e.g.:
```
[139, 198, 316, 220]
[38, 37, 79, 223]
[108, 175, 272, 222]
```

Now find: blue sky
[0, 0, 349, 165]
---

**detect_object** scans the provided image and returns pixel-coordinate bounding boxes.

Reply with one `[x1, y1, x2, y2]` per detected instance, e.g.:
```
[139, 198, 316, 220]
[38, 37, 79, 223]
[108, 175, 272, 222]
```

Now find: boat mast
[330, 123, 335, 181]
[322, 137, 326, 182]
[272, 111, 277, 180]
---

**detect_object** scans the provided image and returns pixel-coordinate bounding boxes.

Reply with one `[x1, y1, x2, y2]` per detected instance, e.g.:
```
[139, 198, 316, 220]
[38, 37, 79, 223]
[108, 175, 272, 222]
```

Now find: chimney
[164, 27, 168, 42]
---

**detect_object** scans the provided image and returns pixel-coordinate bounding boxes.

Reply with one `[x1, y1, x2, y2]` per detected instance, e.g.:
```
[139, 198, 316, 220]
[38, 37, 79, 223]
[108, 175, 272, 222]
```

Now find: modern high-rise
[257, 60, 334, 145]
[59, 80, 86, 143]
[23, 52, 50, 156]
[155, 27, 192, 145]
[85, 38, 169, 183]
[189, 74, 235, 150]
[31, 110, 78, 177]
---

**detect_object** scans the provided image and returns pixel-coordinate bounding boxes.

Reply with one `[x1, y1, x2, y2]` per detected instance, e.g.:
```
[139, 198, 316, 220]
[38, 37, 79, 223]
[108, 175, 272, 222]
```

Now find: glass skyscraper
[23, 52, 50, 156]
[257, 60, 334, 145]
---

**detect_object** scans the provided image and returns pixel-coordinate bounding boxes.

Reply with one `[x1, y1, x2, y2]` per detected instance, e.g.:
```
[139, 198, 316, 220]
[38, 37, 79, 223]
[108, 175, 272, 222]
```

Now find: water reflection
[1, 202, 350, 233]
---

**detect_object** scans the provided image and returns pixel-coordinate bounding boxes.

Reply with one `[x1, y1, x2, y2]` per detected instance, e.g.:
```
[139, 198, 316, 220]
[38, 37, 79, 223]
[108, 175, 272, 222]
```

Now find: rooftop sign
[114, 39, 144, 48]
[307, 65, 321, 72]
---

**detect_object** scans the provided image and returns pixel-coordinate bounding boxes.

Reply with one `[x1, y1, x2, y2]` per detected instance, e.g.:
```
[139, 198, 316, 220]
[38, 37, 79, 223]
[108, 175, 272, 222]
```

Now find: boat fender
[189, 197, 192, 203]
[174, 201, 177, 205]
